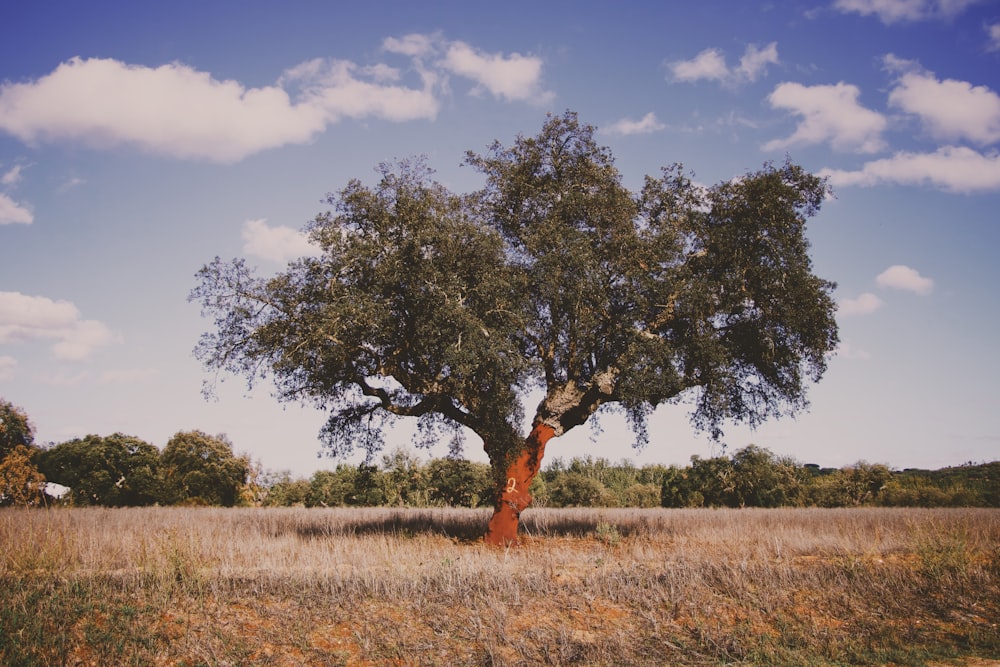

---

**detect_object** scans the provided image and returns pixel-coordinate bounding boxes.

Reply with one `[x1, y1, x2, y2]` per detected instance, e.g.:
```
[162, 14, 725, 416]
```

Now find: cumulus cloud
[0, 291, 114, 360]
[441, 41, 552, 103]
[876, 265, 934, 294]
[669, 48, 729, 83]
[0, 35, 550, 162]
[819, 146, 1000, 193]
[279, 58, 439, 123]
[668, 43, 778, 86]
[838, 292, 884, 316]
[764, 81, 887, 153]
[0, 193, 32, 224]
[602, 112, 665, 136]
[242, 219, 321, 264]
[832, 0, 983, 23]
[0, 57, 331, 162]
[886, 62, 1000, 145]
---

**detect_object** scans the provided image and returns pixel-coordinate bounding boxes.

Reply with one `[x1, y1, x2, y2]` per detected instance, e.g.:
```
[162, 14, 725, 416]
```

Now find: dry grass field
[1, 506, 998, 666]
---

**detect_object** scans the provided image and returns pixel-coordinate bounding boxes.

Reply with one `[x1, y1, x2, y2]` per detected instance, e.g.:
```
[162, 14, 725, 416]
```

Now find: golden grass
[2, 507, 998, 665]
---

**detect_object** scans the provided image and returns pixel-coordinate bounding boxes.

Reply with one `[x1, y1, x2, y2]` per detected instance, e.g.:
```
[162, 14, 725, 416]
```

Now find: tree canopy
[37, 433, 161, 506]
[0, 398, 35, 461]
[159, 431, 249, 506]
[192, 111, 839, 542]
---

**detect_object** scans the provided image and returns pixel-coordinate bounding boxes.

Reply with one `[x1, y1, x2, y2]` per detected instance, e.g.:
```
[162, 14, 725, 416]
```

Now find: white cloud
[988, 22, 1000, 51]
[887, 66, 1000, 145]
[280, 58, 439, 123]
[441, 41, 552, 104]
[838, 292, 884, 316]
[1, 164, 24, 185]
[383, 33, 439, 58]
[0, 193, 32, 224]
[0, 36, 549, 161]
[668, 43, 778, 86]
[876, 265, 934, 294]
[764, 82, 887, 153]
[819, 145, 1000, 193]
[0, 355, 16, 381]
[0, 57, 330, 162]
[669, 48, 729, 83]
[833, 0, 982, 23]
[0, 291, 114, 360]
[242, 219, 322, 264]
[738, 43, 780, 82]
[603, 112, 665, 136]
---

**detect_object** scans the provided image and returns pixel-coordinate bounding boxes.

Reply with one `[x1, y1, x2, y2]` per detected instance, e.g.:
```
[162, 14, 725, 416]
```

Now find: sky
[1, 0, 998, 477]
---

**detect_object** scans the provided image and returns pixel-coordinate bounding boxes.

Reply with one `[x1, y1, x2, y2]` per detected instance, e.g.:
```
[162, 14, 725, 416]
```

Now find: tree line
[262, 445, 999, 510]
[3, 398, 996, 509]
[1, 398, 248, 507]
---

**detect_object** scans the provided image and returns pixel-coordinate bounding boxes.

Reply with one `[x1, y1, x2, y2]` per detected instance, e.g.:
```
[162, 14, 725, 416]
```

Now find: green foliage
[0, 445, 46, 506]
[425, 457, 493, 507]
[0, 398, 35, 461]
[37, 433, 161, 506]
[159, 431, 249, 506]
[547, 472, 610, 507]
[305, 467, 356, 507]
[191, 111, 838, 481]
[252, 452, 998, 509]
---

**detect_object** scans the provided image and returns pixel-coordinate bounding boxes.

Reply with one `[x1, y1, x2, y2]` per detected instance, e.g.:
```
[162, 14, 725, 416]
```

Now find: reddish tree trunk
[484, 422, 556, 546]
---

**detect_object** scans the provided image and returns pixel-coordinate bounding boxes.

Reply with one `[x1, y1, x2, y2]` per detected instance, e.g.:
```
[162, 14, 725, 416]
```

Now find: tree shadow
[262, 507, 667, 543]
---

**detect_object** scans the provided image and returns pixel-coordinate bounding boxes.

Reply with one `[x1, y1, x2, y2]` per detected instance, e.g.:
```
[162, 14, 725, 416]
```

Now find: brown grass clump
[1, 506, 998, 665]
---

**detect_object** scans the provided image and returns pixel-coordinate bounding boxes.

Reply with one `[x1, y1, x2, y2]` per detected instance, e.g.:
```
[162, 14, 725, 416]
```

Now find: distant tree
[807, 462, 893, 507]
[306, 467, 357, 507]
[728, 445, 808, 507]
[159, 431, 249, 506]
[350, 464, 387, 506]
[426, 458, 493, 507]
[548, 472, 609, 507]
[381, 447, 429, 506]
[192, 111, 838, 544]
[0, 445, 46, 506]
[37, 433, 160, 506]
[0, 398, 35, 462]
[622, 483, 662, 508]
[262, 471, 311, 507]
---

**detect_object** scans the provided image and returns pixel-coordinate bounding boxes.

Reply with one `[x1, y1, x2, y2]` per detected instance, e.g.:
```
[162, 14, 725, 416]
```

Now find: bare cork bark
[484, 423, 556, 546]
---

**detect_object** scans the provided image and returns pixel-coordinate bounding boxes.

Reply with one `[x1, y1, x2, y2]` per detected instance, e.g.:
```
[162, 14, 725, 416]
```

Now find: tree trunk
[483, 422, 555, 546]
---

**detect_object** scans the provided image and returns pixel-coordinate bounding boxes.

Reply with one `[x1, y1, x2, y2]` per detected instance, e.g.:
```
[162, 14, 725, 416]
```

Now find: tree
[0, 445, 46, 506]
[159, 431, 249, 506]
[192, 111, 838, 544]
[426, 457, 493, 507]
[37, 433, 161, 506]
[0, 398, 35, 462]
[381, 447, 429, 506]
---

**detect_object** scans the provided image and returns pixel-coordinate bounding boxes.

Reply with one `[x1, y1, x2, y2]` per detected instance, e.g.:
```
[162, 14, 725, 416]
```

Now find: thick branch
[535, 366, 619, 436]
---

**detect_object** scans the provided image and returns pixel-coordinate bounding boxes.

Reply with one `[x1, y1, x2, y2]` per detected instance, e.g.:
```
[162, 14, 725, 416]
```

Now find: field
[1, 507, 998, 666]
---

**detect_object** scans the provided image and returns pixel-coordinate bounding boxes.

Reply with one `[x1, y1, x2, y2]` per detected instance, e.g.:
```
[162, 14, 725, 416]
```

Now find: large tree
[159, 431, 249, 506]
[37, 433, 161, 506]
[192, 112, 838, 544]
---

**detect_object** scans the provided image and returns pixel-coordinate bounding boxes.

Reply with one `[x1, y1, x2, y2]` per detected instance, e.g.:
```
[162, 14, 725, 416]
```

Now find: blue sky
[2, 0, 998, 476]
